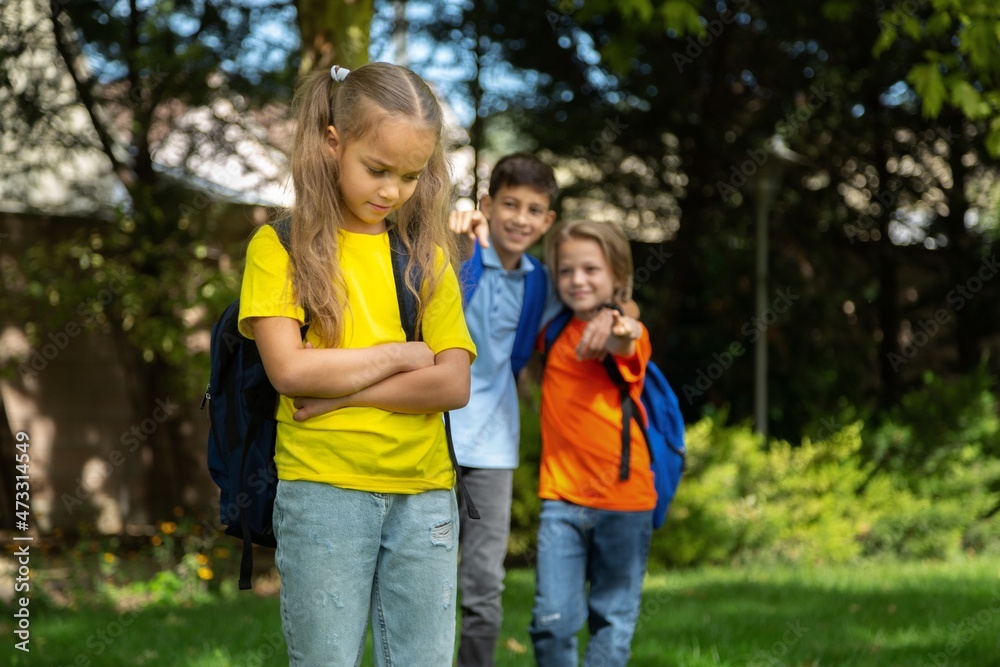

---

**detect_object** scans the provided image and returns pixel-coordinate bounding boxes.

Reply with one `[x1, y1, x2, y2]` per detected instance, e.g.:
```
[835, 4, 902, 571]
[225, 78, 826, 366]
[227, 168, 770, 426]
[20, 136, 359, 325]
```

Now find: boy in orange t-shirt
[530, 219, 654, 667]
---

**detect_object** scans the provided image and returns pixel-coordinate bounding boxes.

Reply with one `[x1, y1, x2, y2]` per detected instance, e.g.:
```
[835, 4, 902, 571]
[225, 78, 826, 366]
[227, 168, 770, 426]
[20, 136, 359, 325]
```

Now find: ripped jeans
[273, 480, 459, 667]
[529, 500, 653, 667]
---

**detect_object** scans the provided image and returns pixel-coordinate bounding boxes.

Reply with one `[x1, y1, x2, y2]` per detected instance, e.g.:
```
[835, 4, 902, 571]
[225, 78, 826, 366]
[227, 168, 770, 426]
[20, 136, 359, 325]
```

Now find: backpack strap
[443, 411, 479, 519]
[542, 311, 649, 484]
[389, 226, 479, 520]
[541, 308, 574, 362]
[458, 241, 484, 306]
[272, 217, 292, 247]
[388, 228, 420, 342]
[601, 357, 651, 483]
[511, 255, 548, 376]
[462, 246, 548, 377]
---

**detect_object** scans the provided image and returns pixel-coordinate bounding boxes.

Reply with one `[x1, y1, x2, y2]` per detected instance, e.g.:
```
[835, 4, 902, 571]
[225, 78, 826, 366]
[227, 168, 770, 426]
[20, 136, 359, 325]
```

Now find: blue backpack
[204, 220, 477, 590]
[543, 309, 686, 528]
[459, 242, 548, 376]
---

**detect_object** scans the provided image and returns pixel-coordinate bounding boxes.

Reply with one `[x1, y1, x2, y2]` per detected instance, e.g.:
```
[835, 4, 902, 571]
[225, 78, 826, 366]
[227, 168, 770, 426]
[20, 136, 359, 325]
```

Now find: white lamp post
[752, 135, 807, 441]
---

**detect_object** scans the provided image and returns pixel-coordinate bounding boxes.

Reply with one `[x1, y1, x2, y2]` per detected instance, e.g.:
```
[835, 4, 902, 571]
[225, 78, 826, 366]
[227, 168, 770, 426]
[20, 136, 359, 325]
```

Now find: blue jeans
[529, 500, 653, 667]
[273, 480, 458, 667]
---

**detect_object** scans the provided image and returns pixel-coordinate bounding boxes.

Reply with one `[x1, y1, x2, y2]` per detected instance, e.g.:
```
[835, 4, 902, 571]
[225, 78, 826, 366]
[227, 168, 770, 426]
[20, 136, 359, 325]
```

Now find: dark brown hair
[488, 152, 558, 206]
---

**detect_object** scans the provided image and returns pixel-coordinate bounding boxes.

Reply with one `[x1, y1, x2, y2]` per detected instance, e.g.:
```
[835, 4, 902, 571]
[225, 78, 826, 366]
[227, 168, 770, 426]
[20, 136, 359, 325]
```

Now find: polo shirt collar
[482, 243, 536, 275]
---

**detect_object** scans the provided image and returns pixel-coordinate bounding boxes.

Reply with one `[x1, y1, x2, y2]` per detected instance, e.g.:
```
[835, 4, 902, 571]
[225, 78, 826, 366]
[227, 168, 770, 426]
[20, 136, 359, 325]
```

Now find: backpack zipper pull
[200, 384, 210, 410]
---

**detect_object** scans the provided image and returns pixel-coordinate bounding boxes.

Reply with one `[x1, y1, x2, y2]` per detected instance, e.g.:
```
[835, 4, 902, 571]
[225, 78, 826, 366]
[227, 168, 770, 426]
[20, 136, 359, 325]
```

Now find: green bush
[651, 418, 877, 567]
[863, 367, 1000, 476]
[857, 368, 1000, 559]
[649, 414, 769, 566]
[508, 384, 543, 564]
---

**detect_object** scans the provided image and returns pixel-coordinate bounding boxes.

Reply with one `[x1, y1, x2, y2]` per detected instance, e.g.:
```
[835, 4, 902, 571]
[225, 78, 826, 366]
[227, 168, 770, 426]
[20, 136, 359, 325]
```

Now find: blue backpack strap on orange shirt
[600, 357, 686, 529]
[542, 310, 686, 528]
[460, 242, 548, 376]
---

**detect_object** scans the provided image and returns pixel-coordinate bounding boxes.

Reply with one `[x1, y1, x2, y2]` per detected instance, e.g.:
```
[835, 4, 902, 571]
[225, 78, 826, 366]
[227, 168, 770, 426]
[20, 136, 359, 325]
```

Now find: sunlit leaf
[907, 63, 947, 118]
[659, 0, 703, 36]
[950, 80, 987, 119]
[986, 119, 1000, 157]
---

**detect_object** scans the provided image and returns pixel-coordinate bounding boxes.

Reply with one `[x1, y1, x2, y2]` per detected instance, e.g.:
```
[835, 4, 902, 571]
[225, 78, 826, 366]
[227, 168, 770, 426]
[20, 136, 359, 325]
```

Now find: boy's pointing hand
[449, 209, 491, 250]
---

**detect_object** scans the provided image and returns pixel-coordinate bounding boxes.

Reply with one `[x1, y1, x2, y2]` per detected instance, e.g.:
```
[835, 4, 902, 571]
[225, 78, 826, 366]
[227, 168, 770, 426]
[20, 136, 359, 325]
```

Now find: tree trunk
[0, 397, 18, 530]
[875, 135, 900, 407]
[941, 119, 979, 371]
[296, 0, 375, 75]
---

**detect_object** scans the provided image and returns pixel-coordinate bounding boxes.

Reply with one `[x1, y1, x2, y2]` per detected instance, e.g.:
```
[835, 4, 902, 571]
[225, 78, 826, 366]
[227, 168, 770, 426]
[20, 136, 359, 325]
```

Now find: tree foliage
[410, 0, 1000, 441]
[296, 0, 374, 74]
[2, 0, 301, 520]
[3, 0, 999, 526]
[871, 0, 1000, 153]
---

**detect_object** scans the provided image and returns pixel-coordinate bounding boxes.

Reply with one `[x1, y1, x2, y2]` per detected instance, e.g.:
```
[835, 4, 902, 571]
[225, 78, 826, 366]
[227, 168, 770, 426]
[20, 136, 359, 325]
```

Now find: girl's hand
[292, 395, 345, 421]
[605, 311, 640, 358]
[610, 310, 639, 340]
[448, 209, 491, 249]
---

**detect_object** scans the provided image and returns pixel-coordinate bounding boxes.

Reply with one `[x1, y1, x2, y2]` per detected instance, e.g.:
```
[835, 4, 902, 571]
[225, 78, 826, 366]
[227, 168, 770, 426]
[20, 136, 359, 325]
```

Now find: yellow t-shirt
[238, 225, 476, 493]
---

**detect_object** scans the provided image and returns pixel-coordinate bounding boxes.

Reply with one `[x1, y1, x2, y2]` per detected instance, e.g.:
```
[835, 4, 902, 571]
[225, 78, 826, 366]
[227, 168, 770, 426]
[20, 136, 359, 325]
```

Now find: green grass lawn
[5, 558, 999, 666]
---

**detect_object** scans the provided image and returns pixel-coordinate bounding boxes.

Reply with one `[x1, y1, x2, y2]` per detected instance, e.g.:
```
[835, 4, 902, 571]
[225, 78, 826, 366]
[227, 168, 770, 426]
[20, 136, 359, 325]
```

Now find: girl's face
[328, 116, 436, 234]
[555, 236, 619, 319]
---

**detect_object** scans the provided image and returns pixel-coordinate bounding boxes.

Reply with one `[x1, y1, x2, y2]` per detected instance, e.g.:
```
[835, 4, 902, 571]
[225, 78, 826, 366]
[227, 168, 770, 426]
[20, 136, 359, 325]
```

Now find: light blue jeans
[273, 480, 459, 667]
[529, 499, 653, 667]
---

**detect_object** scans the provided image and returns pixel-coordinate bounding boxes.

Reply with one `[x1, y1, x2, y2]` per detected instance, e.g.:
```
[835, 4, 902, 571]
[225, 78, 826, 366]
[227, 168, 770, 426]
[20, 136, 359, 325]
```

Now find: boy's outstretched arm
[449, 209, 491, 259]
[292, 347, 472, 420]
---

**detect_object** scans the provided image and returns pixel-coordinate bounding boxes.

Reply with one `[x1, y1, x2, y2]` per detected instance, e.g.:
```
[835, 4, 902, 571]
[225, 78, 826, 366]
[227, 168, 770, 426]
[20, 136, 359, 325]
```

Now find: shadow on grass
[498, 564, 1000, 667]
[4, 560, 998, 666]
[3, 593, 285, 667]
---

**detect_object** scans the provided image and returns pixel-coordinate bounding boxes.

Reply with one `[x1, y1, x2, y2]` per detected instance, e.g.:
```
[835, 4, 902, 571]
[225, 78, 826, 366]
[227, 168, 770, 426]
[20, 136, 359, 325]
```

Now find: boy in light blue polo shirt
[449, 153, 618, 667]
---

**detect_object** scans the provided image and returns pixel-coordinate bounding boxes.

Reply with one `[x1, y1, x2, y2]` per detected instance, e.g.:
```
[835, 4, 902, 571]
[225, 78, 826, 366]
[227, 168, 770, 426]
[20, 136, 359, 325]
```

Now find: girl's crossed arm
[250, 316, 436, 398]
[292, 347, 471, 420]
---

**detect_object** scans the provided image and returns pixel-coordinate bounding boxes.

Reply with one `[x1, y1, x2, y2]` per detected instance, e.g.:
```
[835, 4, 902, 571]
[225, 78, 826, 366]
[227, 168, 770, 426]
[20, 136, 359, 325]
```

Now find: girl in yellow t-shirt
[530, 220, 652, 667]
[239, 62, 475, 666]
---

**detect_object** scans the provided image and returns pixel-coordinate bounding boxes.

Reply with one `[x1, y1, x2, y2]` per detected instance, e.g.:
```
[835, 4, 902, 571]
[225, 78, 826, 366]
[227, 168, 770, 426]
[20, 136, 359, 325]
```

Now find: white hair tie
[330, 65, 350, 82]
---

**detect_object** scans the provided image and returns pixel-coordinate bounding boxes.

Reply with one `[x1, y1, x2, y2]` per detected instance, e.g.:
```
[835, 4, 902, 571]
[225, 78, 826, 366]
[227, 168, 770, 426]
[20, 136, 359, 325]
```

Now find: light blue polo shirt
[450, 244, 564, 469]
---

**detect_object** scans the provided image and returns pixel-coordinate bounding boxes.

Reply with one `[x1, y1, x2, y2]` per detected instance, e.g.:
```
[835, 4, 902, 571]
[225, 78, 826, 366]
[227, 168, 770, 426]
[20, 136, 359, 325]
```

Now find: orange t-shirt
[538, 317, 656, 512]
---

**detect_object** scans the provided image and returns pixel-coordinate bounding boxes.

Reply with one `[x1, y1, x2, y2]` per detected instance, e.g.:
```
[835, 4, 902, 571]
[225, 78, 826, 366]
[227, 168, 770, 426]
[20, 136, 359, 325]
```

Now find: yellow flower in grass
[196, 553, 209, 566]
[103, 552, 116, 564]
[197, 567, 213, 581]
[151, 535, 162, 547]
[160, 521, 177, 535]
